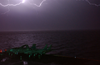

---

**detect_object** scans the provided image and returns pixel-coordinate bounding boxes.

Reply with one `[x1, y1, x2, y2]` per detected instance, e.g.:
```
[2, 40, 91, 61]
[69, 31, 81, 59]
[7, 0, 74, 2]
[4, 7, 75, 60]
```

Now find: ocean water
[0, 30, 100, 61]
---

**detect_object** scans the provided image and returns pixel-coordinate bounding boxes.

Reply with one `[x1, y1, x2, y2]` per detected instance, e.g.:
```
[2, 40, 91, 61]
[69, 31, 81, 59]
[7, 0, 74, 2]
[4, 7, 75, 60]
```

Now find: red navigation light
[5, 49, 7, 51]
[0, 49, 2, 53]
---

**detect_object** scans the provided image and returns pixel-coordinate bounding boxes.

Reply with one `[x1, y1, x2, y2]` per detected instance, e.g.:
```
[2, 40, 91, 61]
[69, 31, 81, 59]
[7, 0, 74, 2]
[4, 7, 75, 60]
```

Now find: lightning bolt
[76, 0, 100, 6]
[0, 0, 23, 7]
[22, 0, 25, 3]
[1, 0, 100, 14]
[29, 0, 46, 7]
[86, 0, 100, 6]
[0, 0, 46, 14]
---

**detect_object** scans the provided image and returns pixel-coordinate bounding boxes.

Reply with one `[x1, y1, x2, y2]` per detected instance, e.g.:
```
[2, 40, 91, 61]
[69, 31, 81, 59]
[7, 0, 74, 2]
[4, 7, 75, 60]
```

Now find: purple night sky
[0, 0, 100, 31]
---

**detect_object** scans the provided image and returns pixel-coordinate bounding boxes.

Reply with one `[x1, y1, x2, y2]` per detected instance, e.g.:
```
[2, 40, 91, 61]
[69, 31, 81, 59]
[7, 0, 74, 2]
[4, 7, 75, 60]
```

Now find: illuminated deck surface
[0, 52, 100, 65]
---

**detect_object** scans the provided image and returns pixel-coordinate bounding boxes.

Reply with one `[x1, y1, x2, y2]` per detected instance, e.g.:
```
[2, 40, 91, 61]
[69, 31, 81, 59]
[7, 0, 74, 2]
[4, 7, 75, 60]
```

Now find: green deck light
[9, 53, 10, 55]
[34, 54, 35, 56]
[38, 55, 41, 59]
[20, 56, 22, 60]
[29, 55, 31, 58]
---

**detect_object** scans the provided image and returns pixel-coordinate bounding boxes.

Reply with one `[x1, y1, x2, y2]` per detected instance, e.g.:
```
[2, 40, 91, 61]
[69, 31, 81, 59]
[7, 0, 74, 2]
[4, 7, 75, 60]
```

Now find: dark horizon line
[0, 29, 100, 33]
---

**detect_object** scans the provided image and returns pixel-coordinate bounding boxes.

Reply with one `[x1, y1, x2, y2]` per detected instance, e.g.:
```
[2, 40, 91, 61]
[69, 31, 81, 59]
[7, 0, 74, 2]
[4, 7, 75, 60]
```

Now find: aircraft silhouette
[6, 44, 52, 59]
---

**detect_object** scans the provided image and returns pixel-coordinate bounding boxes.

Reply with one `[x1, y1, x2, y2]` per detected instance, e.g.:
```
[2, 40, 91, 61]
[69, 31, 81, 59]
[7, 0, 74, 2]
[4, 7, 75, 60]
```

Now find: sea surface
[0, 30, 100, 65]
